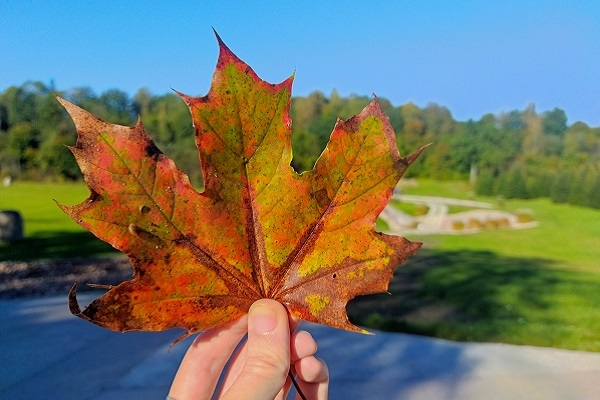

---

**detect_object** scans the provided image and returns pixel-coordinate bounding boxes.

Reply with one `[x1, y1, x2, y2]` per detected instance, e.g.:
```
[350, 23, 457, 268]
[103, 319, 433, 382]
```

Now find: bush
[467, 219, 482, 229]
[452, 221, 465, 231]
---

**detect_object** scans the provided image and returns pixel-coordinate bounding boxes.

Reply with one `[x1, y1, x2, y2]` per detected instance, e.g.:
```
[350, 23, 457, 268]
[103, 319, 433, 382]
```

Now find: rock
[0, 210, 24, 243]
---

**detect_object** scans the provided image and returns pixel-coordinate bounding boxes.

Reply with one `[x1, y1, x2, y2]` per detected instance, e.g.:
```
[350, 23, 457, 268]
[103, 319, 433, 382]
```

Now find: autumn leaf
[58, 34, 424, 339]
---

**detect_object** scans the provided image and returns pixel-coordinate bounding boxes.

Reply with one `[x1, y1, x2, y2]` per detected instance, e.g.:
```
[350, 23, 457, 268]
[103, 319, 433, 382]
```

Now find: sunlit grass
[0, 182, 116, 260]
[350, 179, 600, 351]
[401, 180, 600, 271]
[0, 181, 89, 235]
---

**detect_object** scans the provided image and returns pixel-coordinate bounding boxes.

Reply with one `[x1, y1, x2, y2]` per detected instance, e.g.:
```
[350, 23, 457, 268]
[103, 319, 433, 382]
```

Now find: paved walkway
[1, 293, 600, 399]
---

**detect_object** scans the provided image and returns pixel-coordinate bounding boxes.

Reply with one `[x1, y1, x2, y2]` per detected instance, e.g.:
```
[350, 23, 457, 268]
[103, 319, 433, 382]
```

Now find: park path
[381, 194, 536, 234]
[1, 293, 600, 399]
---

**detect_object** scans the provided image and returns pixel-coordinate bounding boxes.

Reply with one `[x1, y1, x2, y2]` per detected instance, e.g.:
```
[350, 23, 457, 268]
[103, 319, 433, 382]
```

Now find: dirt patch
[0, 256, 133, 299]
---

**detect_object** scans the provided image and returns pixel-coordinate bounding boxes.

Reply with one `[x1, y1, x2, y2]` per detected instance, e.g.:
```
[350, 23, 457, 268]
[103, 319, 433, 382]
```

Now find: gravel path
[0, 256, 132, 299]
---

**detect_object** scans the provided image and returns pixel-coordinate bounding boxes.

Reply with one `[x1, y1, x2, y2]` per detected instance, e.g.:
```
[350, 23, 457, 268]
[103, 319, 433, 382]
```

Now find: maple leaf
[58, 34, 424, 339]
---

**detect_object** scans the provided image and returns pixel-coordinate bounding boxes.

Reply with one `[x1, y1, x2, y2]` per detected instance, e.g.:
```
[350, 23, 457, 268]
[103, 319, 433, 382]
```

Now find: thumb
[221, 299, 291, 400]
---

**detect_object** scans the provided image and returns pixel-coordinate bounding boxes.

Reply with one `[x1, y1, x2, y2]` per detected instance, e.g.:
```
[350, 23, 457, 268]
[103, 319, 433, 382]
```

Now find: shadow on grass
[0, 231, 117, 261]
[347, 248, 598, 347]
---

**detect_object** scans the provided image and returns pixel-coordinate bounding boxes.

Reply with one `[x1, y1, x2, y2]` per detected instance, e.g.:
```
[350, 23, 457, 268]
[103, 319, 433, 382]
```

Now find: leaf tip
[407, 144, 430, 164]
[212, 27, 223, 45]
[68, 282, 82, 316]
[213, 29, 235, 61]
[55, 95, 74, 113]
[53, 198, 71, 216]
[173, 89, 195, 107]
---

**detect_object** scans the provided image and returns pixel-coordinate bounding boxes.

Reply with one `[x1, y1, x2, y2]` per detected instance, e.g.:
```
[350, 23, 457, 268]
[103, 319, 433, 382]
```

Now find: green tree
[37, 133, 81, 180]
[550, 170, 573, 204]
[1, 84, 39, 125]
[98, 89, 135, 125]
[0, 104, 8, 131]
[587, 174, 600, 209]
[475, 169, 495, 196]
[541, 108, 568, 136]
[133, 87, 154, 117]
[498, 167, 529, 199]
[521, 104, 543, 156]
[568, 167, 594, 207]
[7, 123, 40, 165]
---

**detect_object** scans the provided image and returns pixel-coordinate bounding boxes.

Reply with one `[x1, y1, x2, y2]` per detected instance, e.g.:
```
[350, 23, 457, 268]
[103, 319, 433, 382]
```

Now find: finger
[219, 308, 305, 397]
[213, 337, 247, 396]
[294, 356, 329, 400]
[289, 314, 302, 331]
[291, 330, 317, 361]
[168, 315, 248, 400]
[221, 299, 291, 400]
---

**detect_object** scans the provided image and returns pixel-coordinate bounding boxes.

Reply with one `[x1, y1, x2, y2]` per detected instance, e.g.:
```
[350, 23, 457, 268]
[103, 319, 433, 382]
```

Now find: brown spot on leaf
[313, 188, 330, 208]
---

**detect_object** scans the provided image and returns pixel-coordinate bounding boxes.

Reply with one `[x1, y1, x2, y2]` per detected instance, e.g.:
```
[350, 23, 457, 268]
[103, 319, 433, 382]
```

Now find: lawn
[0, 182, 116, 260]
[400, 180, 600, 271]
[349, 179, 600, 351]
[2, 180, 600, 351]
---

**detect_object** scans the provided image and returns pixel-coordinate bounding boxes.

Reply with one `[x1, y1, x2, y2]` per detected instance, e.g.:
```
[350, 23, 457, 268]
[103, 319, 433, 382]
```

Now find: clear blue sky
[2, 1, 599, 125]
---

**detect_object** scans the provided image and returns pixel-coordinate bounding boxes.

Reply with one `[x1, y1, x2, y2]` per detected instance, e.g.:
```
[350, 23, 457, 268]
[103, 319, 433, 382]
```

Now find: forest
[1, 80, 600, 209]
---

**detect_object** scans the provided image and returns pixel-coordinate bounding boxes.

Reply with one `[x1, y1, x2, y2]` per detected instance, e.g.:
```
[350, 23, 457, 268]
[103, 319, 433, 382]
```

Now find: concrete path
[1, 293, 600, 400]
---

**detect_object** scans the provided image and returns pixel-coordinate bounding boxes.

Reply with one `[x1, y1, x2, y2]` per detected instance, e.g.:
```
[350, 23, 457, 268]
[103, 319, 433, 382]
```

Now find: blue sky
[2, 1, 599, 125]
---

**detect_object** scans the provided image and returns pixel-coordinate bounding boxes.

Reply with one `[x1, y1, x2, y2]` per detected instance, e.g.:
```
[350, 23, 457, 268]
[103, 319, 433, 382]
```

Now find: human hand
[168, 299, 329, 400]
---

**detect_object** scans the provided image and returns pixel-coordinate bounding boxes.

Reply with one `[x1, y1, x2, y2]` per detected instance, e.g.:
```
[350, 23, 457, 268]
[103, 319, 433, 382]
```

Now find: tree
[498, 167, 529, 199]
[98, 89, 135, 125]
[550, 170, 573, 204]
[0, 104, 8, 131]
[7, 123, 40, 165]
[422, 103, 455, 136]
[1, 83, 43, 125]
[291, 91, 326, 130]
[587, 174, 600, 209]
[133, 87, 154, 117]
[521, 104, 543, 156]
[568, 167, 594, 207]
[541, 108, 568, 136]
[37, 133, 81, 180]
[476, 169, 495, 196]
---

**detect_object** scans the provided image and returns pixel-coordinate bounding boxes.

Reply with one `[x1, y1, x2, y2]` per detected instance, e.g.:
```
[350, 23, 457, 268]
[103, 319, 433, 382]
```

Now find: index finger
[168, 315, 248, 400]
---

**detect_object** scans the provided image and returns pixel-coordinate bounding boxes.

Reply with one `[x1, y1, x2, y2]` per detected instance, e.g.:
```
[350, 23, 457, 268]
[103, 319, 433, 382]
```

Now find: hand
[168, 299, 329, 400]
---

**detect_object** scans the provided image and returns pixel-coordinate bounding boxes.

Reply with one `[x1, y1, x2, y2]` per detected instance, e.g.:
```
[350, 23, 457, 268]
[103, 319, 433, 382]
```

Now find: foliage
[2, 73, 600, 210]
[59, 37, 422, 337]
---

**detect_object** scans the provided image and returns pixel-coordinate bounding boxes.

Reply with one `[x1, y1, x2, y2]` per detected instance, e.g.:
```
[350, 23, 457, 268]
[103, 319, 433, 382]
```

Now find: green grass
[349, 179, 600, 352]
[348, 248, 600, 351]
[2, 180, 600, 351]
[0, 182, 116, 260]
[401, 180, 600, 270]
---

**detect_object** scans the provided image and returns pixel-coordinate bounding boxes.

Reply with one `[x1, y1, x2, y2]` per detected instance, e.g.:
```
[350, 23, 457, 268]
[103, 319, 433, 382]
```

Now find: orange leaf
[59, 33, 424, 339]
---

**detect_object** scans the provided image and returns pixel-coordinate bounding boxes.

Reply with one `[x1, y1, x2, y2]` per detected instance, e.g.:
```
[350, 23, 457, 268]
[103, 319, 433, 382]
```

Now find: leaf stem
[289, 369, 307, 400]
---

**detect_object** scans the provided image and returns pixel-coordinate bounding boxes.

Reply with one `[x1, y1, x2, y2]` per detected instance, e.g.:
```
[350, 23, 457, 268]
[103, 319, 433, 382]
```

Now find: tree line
[1, 81, 599, 209]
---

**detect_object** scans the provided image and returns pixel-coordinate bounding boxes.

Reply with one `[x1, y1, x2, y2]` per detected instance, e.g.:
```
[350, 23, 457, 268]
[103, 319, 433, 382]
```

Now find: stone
[0, 210, 24, 242]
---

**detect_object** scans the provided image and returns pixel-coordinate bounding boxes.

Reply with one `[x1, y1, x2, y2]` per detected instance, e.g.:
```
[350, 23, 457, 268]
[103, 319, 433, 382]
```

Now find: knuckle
[244, 354, 289, 382]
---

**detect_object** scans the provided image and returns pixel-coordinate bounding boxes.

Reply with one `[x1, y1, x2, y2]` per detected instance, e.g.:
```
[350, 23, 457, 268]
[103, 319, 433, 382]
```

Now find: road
[2, 293, 600, 399]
